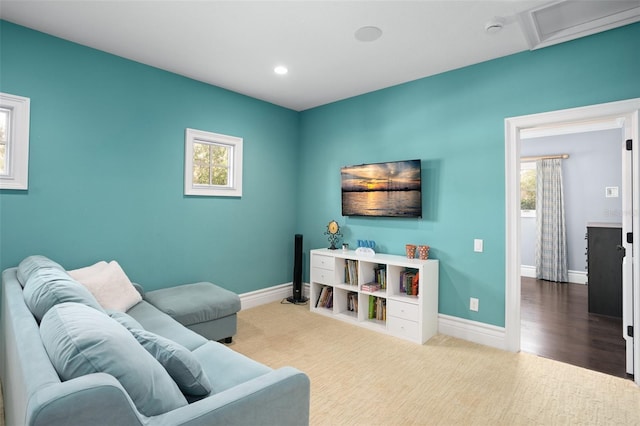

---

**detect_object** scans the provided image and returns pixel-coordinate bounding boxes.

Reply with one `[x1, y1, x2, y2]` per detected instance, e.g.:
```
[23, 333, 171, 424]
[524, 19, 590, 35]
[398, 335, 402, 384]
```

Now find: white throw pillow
[68, 261, 142, 312]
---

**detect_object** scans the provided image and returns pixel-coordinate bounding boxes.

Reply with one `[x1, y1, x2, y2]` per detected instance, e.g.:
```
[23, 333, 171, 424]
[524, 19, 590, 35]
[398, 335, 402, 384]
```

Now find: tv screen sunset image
[341, 159, 422, 217]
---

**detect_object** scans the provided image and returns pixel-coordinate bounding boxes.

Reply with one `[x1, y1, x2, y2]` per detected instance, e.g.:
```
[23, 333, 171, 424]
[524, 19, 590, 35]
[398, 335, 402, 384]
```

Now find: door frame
[505, 98, 640, 385]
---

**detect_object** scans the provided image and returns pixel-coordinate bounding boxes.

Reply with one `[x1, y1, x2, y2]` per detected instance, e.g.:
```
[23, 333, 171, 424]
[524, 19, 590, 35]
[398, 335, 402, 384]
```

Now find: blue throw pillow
[17, 255, 65, 288]
[23, 268, 105, 322]
[109, 311, 212, 396]
[108, 309, 145, 329]
[40, 303, 188, 416]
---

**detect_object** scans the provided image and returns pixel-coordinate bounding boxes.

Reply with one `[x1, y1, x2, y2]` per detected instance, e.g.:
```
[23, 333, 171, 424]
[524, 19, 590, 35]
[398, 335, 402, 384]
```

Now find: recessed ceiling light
[355, 26, 383, 42]
[274, 65, 288, 75]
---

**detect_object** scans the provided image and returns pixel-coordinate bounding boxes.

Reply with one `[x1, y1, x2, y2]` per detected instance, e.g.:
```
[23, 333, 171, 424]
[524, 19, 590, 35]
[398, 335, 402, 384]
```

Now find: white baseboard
[239, 282, 310, 310]
[520, 265, 535, 278]
[438, 313, 506, 350]
[520, 265, 587, 284]
[240, 282, 508, 351]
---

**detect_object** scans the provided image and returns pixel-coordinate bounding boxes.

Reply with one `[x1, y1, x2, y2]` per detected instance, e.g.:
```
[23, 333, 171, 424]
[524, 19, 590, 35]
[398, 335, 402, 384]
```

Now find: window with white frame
[184, 128, 243, 197]
[0, 92, 31, 190]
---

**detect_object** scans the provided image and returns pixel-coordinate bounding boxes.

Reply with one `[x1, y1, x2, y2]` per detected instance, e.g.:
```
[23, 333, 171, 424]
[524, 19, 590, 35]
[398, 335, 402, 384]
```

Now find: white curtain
[535, 159, 568, 282]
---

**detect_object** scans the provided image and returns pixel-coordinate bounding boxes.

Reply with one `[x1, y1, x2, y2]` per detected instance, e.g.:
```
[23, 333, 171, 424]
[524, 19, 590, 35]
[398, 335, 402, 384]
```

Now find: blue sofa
[0, 256, 310, 426]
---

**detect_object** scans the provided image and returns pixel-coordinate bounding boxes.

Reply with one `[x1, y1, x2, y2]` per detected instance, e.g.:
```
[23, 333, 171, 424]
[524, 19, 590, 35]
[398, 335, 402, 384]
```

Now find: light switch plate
[474, 239, 483, 252]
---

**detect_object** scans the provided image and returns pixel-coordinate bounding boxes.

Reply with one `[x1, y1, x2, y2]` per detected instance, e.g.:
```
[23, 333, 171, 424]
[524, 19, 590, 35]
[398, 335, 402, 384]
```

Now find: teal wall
[1, 20, 638, 327]
[0, 21, 300, 292]
[298, 22, 640, 327]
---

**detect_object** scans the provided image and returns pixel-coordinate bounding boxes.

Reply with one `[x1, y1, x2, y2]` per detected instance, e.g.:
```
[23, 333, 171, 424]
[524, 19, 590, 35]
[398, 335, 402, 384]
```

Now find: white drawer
[312, 254, 334, 271]
[388, 316, 419, 341]
[387, 300, 419, 322]
[312, 267, 334, 285]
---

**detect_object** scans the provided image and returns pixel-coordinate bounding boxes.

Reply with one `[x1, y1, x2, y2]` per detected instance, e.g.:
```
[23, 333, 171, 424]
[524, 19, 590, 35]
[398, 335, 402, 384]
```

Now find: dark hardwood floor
[520, 277, 629, 379]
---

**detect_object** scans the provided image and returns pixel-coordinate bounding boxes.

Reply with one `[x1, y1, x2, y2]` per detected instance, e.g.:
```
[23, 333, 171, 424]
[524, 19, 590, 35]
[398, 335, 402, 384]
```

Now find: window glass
[192, 142, 232, 186]
[0, 108, 10, 175]
[520, 162, 536, 216]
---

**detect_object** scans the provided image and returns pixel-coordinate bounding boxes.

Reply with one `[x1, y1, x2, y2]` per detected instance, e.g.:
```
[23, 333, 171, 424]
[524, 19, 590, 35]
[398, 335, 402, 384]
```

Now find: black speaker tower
[287, 234, 308, 304]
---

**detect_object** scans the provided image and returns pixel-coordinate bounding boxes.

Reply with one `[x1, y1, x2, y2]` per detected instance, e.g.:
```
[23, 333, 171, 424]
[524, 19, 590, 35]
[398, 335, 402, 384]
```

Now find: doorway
[518, 126, 626, 377]
[504, 98, 640, 386]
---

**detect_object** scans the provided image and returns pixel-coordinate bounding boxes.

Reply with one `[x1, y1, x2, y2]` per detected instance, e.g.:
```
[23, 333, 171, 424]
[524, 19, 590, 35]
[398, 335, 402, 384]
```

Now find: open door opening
[505, 98, 640, 386]
[519, 126, 626, 377]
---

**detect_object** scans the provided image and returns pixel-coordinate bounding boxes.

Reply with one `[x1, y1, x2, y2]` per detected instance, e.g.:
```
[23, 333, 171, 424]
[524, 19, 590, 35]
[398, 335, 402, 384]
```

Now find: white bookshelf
[309, 248, 439, 344]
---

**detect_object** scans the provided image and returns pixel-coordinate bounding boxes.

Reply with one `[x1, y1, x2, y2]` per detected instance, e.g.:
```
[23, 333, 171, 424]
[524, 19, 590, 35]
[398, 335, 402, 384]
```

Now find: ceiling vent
[518, 0, 640, 50]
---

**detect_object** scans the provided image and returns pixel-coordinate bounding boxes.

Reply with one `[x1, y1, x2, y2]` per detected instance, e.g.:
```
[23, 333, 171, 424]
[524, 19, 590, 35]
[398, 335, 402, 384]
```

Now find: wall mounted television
[341, 159, 422, 218]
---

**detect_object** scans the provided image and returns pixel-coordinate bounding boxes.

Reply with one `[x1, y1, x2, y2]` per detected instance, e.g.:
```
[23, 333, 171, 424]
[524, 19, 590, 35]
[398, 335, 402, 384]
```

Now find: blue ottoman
[145, 282, 241, 343]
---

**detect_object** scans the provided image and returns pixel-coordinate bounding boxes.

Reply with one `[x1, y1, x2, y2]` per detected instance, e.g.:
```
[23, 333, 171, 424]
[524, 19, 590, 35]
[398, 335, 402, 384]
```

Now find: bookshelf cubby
[310, 248, 439, 344]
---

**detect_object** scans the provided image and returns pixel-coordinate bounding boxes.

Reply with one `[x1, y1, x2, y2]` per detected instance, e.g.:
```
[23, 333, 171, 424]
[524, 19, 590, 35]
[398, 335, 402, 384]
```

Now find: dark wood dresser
[586, 223, 623, 318]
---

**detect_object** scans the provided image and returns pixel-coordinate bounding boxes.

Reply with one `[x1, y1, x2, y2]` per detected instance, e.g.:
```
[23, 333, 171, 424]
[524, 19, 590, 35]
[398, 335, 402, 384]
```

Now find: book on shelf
[315, 286, 333, 308]
[368, 295, 386, 321]
[361, 282, 380, 292]
[344, 259, 358, 285]
[399, 269, 419, 296]
[347, 291, 358, 313]
[374, 265, 386, 289]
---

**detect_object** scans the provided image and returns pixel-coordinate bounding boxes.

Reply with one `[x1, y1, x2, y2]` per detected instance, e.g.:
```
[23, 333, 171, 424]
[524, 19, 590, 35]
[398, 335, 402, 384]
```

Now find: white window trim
[184, 128, 243, 197]
[0, 92, 30, 190]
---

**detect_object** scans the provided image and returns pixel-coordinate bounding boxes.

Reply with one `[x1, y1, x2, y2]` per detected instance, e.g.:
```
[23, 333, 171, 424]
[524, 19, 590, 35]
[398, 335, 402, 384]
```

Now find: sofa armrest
[155, 367, 310, 426]
[27, 373, 144, 426]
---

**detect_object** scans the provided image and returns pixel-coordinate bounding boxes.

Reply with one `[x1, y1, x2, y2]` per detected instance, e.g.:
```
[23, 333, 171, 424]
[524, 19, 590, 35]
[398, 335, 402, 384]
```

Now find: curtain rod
[520, 154, 569, 162]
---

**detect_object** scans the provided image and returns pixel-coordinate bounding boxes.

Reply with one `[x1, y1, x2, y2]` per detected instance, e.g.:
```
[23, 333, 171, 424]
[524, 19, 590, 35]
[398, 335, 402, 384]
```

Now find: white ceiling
[1, 1, 637, 111]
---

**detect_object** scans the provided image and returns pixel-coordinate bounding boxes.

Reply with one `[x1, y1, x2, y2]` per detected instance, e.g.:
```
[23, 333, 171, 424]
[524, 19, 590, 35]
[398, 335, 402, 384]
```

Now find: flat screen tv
[341, 159, 422, 218]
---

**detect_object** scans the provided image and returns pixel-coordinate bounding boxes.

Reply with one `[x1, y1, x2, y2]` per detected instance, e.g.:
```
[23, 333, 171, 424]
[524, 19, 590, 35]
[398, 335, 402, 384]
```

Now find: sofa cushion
[40, 302, 188, 417]
[23, 267, 104, 322]
[67, 260, 142, 312]
[126, 301, 208, 351]
[17, 255, 66, 288]
[145, 282, 241, 326]
[192, 341, 271, 394]
[109, 311, 212, 396]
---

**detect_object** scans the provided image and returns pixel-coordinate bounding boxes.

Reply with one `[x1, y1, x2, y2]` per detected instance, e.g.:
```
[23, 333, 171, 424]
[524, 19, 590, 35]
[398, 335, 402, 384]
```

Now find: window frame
[184, 128, 243, 197]
[0, 92, 31, 190]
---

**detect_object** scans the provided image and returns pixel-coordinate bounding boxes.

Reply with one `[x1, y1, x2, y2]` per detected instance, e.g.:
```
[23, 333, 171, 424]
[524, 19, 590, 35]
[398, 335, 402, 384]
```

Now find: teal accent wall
[0, 21, 300, 292]
[298, 23, 640, 327]
[1, 20, 638, 327]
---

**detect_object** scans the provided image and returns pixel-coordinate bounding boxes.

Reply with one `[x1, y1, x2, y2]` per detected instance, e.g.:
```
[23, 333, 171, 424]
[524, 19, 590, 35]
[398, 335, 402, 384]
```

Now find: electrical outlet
[470, 297, 479, 312]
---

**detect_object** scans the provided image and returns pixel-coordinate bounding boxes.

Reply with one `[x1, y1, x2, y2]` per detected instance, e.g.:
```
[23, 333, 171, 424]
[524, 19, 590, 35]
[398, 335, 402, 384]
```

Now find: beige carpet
[231, 301, 640, 426]
[2, 302, 638, 426]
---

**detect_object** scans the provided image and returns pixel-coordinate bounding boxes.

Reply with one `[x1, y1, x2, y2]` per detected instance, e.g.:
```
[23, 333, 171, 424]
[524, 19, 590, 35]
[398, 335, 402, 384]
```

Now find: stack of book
[399, 270, 419, 296]
[347, 291, 358, 313]
[315, 286, 333, 308]
[368, 296, 386, 321]
[374, 265, 386, 289]
[344, 260, 358, 285]
[361, 282, 380, 292]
